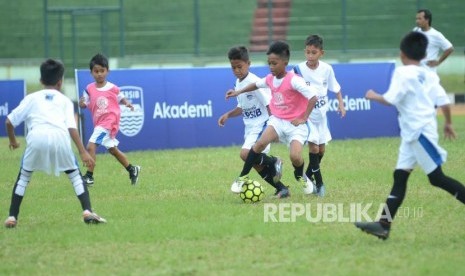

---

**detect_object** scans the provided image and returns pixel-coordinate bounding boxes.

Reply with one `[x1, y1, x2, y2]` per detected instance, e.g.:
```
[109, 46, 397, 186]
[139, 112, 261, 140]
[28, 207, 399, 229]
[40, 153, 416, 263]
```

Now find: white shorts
[307, 116, 332, 145]
[89, 126, 119, 149]
[396, 127, 447, 174]
[268, 115, 309, 146]
[243, 123, 270, 154]
[22, 128, 78, 176]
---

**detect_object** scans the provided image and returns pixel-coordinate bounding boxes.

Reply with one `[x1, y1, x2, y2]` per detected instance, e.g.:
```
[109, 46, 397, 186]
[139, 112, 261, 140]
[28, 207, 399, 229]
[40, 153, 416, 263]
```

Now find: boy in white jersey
[79, 53, 140, 186]
[4, 59, 106, 228]
[355, 32, 465, 240]
[413, 9, 454, 73]
[226, 41, 318, 198]
[218, 46, 286, 195]
[293, 34, 346, 197]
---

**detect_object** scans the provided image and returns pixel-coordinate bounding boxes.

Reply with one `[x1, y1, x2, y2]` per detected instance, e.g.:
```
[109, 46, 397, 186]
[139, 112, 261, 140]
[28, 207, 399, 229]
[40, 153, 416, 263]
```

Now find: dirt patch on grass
[450, 104, 465, 115]
[437, 104, 465, 115]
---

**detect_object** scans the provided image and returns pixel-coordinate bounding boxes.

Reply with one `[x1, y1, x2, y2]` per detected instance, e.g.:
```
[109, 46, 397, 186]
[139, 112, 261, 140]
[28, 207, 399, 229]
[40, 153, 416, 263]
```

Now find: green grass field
[1, 115, 465, 275]
[439, 74, 465, 94]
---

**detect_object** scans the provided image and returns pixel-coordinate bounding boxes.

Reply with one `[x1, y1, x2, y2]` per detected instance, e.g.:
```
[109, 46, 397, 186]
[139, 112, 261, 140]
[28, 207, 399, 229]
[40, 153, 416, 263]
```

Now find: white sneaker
[230, 175, 249, 193]
[83, 210, 107, 224]
[4, 216, 17, 228]
[299, 176, 316, 195]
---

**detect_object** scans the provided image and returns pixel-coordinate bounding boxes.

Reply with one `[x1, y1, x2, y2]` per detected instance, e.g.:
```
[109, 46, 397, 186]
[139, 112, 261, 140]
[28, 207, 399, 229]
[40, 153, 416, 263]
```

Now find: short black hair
[305, 34, 324, 49]
[40, 59, 64, 86]
[266, 40, 290, 60]
[89, 53, 109, 70]
[417, 9, 432, 26]
[228, 46, 249, 62]
[400, 31, 427, 61]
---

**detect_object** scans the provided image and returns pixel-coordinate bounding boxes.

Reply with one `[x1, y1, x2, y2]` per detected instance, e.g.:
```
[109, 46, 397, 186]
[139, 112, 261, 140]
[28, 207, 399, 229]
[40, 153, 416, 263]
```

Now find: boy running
[355, 32, 465, 240]
[226, 41, 318, 197]
[218, 46, 284, 194]
[294, 34, 346, 197]
[79, 53, 140, 186]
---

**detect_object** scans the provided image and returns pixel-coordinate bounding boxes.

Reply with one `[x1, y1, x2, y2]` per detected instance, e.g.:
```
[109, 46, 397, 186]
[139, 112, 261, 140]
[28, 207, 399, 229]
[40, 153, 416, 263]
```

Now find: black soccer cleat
[354, 221, 390, 240]
[274, 187, 290, 199]
[83, 174, 94, 187]
[129, 165, 141, 185]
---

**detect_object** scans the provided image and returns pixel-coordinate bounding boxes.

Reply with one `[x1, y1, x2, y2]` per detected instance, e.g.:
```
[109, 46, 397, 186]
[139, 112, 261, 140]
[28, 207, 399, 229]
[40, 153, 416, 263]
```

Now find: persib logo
[119, 86, 144, 137]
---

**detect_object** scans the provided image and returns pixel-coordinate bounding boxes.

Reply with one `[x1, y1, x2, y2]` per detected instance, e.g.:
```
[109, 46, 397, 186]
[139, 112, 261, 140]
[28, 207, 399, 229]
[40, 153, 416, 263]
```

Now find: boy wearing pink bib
[226, 41, 318, 197]
[79, 54, 141, 186]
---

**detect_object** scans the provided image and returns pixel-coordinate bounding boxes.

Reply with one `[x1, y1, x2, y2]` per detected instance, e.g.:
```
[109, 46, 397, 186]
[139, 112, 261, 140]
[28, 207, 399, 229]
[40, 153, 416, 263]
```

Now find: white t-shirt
[413, 27, 453, 72]
[293, 60, 341, 122]
[382, 65, 440, 142]
[235, 72, 271, 129]
[7, 89, 78, 175]
[431, 84, 450, 107]
[8, 89, 76, 132]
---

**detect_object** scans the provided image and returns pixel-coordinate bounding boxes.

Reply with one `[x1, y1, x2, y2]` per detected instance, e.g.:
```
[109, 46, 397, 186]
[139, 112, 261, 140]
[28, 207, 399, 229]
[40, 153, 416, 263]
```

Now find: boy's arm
[289, 76, 317, 126]
[120, 98, 134, 111]
[68, 128, 95, 168]
[6, 118, 20, 150]
[365, 89, 391, 106]
[226, 83, 258, 99]
[336, 91, 346, 118]
[79, 90, 89, 108]
[79, 97, 87, 108]
[439, 104, 457, 139]
[266, 105, 271, 116]
[218, 107, 242, 127]
[292, 96, 317, 126]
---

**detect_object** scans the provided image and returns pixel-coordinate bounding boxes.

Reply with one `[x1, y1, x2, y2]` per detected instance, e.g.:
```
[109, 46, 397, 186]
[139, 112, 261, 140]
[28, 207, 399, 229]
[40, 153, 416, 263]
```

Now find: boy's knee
[108, 147, 118, 155]
[428, 167, 445, 187]
[86, 144, 96, 153]
[309, 143, 319, 154]
[289, 154, 303, 167]
[252, 143, 267, 153]
[239, 149, 248, 161]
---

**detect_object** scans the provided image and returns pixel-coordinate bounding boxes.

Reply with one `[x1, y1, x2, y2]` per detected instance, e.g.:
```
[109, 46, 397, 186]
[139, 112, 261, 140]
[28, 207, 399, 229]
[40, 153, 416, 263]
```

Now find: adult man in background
[413, 9, 454, 73]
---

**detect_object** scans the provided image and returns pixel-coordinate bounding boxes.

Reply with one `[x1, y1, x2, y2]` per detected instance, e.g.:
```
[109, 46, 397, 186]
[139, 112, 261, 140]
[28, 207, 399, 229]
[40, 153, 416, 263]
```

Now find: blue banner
[327, 62, 398, 139]
[0, 80, 26, 136]
[75, 62, 397, 151]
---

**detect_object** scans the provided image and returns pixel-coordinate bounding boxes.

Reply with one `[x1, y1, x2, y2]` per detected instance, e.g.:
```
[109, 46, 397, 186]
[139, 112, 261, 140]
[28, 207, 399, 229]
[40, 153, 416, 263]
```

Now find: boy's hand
[79, 96, 87, 108]
[218, 114, 228, 127]
[80, 151, 95, 168]
[338, 106, 347, 118]
[365, 89, 377, 100]
[126, 102, 134, 111]
[444, 123, 457, 140]
[226, 89, 239, 99]
[9, 140, 20, 150]
[291, 118, 307, 126]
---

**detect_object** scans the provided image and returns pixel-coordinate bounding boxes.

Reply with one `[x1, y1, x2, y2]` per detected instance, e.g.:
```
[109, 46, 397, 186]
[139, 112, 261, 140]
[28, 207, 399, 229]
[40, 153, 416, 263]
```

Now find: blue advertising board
[326, 62, 398, 139]
[0, 80, 26, 136]
[75, 62, 397, 152]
